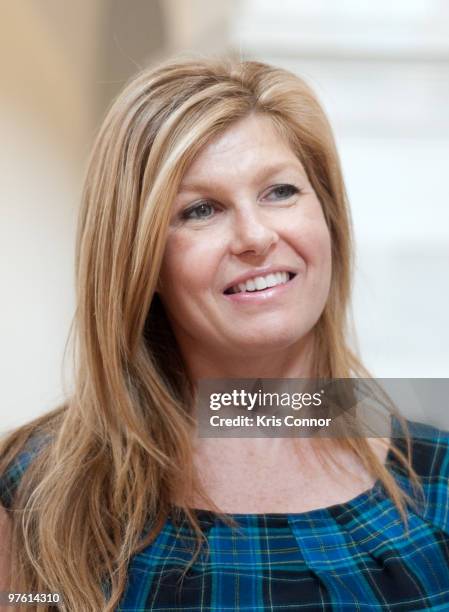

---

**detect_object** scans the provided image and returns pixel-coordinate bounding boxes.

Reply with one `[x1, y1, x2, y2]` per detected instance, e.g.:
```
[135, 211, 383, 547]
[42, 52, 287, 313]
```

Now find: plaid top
[2, 417, 449, 611]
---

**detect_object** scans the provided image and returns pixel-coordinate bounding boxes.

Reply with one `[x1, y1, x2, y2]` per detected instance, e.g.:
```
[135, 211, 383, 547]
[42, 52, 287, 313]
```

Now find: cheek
[295, 217, 332, 302]
[308, 202, 332, 271]
[316, 232, 333, 307]
[160, 230, 219, 297]
[285, 193, 332, 267]
[317, 223, 332, 274]
[312, 223, 332, 285]
[291, 214, 332, 272]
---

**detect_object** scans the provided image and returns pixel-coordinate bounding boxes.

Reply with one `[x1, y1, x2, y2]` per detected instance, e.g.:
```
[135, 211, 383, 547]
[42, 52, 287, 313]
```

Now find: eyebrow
[177, 161, 305, 193]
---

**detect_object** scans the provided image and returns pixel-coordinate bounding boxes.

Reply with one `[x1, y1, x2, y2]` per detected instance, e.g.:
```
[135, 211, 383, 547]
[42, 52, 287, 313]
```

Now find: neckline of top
[171, 414, 405, 523]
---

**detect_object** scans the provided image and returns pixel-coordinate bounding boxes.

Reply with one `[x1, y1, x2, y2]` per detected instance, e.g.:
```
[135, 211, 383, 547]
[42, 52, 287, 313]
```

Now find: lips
[223, 269, 297, 295]
[225, 272, 295, 295]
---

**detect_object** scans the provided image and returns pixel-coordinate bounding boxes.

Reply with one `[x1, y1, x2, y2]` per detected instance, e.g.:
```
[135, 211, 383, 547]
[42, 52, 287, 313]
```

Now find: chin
[231, 328, 310, 355]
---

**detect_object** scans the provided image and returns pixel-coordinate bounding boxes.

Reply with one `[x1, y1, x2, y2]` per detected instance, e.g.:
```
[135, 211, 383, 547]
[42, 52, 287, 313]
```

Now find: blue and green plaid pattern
[2, 417, 449, 611]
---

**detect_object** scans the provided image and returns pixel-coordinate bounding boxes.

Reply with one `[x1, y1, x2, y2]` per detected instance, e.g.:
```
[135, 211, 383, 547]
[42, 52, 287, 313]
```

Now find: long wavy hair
[0, 57, 423, 611]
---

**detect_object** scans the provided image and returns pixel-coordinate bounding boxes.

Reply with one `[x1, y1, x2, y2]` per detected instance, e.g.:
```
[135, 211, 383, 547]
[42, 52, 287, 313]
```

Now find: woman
[1, 57, 449, 611]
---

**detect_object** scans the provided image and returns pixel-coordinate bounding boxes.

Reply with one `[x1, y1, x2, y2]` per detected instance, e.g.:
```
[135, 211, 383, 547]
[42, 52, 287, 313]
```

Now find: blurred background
[1, 0, 448, 431]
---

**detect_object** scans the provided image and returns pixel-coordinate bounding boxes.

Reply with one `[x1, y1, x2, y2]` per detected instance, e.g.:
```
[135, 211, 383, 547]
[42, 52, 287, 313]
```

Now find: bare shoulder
[0, 503, 12, 590]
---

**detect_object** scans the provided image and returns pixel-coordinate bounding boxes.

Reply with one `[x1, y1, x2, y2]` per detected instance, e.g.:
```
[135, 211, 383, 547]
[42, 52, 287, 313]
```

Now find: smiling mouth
[224, 272, 296, 295]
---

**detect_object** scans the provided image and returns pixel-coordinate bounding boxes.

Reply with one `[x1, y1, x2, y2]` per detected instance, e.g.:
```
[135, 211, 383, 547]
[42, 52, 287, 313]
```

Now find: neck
[180, 330, 316, 382]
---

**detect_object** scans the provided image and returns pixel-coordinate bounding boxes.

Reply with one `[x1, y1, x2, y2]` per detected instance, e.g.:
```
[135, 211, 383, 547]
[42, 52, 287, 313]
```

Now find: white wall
[1, 106, 78, 431]
[0, 1, 101, 432]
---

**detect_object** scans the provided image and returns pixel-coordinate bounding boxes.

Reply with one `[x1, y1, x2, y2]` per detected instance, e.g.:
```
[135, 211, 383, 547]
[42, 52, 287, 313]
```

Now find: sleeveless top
[2, 416, 449, 611]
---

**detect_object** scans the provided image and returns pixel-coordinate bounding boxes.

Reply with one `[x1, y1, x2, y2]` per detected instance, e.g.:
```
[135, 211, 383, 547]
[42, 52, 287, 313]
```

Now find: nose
[229, 205, 279, 257]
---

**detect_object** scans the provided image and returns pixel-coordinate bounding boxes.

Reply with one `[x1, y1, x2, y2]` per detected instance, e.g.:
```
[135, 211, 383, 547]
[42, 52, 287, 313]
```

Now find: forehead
[180, 114, 305, 186]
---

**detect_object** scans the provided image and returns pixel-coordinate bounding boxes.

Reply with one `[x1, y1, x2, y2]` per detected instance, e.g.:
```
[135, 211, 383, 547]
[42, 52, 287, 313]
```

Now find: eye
[265, 184, 300, 200]
[181, 201, 217, 221]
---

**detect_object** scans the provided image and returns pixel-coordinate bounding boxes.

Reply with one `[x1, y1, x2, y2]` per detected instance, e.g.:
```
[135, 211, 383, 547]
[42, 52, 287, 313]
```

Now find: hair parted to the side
[0, 56, 423, 611]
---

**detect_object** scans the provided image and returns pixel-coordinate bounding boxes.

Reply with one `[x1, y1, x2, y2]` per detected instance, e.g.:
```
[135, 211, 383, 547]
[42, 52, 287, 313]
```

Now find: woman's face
[158, 113, 332, 360]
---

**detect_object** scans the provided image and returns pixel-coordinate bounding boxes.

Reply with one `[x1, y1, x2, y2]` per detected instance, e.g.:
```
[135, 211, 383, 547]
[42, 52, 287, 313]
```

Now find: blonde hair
[1, 57, 423, 611]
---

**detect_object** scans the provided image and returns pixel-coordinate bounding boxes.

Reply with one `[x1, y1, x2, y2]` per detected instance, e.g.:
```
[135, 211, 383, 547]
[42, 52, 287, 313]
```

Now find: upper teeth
[230, 271, 290, 294]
